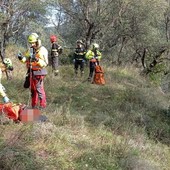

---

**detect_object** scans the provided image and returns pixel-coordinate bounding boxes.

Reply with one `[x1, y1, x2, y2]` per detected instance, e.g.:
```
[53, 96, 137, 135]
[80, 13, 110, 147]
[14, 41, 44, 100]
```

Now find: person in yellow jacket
[0, 58, 13, 103]
[17, 33, 48, 109]
[85, 43, 102, 81]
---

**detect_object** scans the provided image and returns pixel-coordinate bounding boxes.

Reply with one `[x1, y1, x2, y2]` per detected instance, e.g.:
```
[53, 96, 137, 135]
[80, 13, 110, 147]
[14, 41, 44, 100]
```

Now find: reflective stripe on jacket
[51, 42, 62, 57]
[74, 47, 86, 60]
[85, 50, 102, 61]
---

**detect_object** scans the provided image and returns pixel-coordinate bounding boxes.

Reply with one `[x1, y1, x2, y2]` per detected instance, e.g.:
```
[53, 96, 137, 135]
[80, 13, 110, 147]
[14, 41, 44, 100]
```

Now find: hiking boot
[88, 77, 91, 82]
[14, 119, 21, 124]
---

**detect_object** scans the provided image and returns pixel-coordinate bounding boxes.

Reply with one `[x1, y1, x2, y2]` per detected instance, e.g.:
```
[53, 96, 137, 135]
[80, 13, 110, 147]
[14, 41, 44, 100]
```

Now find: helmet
[3, 58, 13, 70]
[50, 35, 57, 43]
[76, 40, 83, 44]
[92, 43, 99, 49]
[31, 33, 39, 38]
[28, 33, 39, 43]
[3, 58, 12, 67]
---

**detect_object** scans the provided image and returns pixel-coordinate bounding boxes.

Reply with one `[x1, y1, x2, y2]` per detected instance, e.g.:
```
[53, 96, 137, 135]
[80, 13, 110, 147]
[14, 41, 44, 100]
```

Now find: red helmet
[50, 35, 57, 43]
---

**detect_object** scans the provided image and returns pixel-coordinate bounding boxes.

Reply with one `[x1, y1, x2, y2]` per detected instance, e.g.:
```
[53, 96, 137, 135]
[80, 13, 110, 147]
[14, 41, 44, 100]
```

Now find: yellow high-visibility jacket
[85, 49, 102, 61]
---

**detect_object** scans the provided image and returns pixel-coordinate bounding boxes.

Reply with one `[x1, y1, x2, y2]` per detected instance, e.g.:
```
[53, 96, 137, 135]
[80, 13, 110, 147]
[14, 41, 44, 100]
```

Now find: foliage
[1, 1, 170, 168]
[0, 50, 170, 169]
[1, 0, 170, 74]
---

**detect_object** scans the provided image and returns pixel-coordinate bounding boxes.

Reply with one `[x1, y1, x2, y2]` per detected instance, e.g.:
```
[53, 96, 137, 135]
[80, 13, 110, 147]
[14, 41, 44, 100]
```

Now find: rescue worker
[85, 43, 102, 81]
[17, 33, 48, 109]
[0, 58, 13, 103]
[73, 40, 86, 77]
[50, 35, 62, 76]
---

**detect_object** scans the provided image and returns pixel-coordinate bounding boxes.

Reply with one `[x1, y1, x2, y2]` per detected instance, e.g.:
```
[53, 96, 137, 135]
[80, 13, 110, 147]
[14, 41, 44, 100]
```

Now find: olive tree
[0, 0, 48, 60]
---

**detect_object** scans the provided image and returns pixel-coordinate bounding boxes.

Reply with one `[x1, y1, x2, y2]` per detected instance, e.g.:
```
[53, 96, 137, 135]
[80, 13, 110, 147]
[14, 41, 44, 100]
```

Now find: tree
[48, 0, 125, 49]
[0, 0, 48, 60]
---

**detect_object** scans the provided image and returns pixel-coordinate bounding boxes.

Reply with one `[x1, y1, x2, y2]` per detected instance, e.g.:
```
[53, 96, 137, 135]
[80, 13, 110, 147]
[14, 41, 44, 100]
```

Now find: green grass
[0, 61, 170, 170]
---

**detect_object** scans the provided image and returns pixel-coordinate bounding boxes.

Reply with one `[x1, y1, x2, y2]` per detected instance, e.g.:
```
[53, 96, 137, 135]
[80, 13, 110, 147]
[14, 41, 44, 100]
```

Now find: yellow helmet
[28, 33, 39, 43]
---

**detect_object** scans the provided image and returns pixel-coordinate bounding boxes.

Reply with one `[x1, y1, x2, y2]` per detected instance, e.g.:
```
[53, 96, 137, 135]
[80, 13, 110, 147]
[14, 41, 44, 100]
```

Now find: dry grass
[0, 44, 170, 169]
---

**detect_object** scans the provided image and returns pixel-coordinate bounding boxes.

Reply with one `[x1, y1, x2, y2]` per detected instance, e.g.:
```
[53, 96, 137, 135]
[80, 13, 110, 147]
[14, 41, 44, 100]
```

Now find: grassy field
[0, 48, 170, 169]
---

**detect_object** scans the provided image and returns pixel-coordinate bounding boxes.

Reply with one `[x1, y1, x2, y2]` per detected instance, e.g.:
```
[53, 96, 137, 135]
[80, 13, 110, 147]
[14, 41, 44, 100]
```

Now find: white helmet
[3, 58, 13, 70]
[76, 40, 83, 44]
[92, 43, 99, 49]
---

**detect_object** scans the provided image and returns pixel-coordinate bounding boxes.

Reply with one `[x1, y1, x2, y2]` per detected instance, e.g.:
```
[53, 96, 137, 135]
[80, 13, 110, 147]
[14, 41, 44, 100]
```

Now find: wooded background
[1, 0, 170, 75]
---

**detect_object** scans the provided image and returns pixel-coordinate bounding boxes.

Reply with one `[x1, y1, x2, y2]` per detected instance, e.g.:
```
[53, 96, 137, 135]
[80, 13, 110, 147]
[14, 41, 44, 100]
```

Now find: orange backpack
[93, 65, 105, 85]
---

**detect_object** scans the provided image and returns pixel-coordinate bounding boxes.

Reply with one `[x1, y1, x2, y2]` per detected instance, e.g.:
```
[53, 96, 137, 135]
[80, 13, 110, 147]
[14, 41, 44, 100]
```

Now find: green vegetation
[1, 0, 170, 169]
[1, 0, 170, 168]
[0, 54, 170, 169]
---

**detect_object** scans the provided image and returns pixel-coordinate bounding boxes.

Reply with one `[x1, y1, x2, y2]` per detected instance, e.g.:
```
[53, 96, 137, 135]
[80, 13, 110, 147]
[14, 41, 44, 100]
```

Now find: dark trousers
[88, 61, 96, 78]
[88, 60, 99, 79]
[51, 56, 59, 71]
[74, 60, 84, 74]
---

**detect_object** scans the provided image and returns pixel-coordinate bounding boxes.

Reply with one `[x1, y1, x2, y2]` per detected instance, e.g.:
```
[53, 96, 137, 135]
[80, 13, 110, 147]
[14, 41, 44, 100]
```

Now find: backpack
[93, 65, 105, 85]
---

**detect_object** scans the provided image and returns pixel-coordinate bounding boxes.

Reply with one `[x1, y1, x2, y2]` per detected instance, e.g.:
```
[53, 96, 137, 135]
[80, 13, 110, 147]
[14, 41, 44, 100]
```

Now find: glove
[17, 52, 23, 60]
[73, 59, 75, 63]
[95, 56, 98, 59]
[3, 96, 10, 103]
[82, 59, 85, 63]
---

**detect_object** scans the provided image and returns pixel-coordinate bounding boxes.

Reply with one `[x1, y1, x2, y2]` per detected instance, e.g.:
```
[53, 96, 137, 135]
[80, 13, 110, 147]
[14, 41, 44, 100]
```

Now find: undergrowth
[0, 48, 170, 170]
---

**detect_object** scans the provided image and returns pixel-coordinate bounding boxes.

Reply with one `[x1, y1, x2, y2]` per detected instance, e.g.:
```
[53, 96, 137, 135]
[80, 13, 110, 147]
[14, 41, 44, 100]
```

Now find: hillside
[0, 58, 170, 169]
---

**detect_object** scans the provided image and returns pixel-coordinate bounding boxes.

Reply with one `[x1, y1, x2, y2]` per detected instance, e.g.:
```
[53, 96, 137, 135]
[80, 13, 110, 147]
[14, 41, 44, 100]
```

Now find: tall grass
[0, 45, 170, 169]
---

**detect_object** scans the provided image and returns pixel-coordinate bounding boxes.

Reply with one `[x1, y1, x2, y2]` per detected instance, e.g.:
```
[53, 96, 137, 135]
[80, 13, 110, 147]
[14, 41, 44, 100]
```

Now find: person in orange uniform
[17, 33, 48, 109]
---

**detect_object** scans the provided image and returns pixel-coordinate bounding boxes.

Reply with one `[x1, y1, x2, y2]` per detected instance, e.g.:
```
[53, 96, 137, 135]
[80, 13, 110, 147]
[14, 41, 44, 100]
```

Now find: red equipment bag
[0, 103, 24, 121]
[93, 65, 105, 85]
[0, 103, 47, 123]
